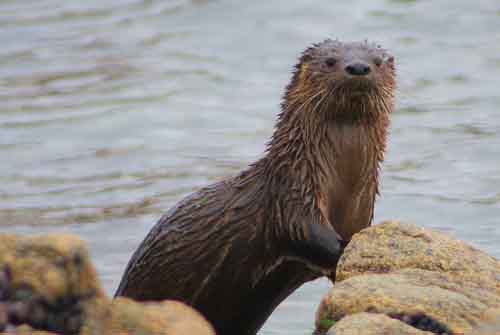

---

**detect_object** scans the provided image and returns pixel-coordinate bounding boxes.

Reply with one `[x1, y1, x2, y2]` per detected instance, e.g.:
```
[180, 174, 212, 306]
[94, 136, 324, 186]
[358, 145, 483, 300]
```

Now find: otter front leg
[290, 222, 345, 280]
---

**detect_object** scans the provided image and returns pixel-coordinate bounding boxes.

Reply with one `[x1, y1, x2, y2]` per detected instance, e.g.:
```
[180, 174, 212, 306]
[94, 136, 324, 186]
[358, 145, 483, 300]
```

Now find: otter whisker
[312, 87, 330, 114]
[289, 88, 327, 128]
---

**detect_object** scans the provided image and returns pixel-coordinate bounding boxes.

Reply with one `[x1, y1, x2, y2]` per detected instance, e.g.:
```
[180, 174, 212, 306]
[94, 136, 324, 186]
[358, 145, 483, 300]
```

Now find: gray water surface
[1, 1, 500, 334]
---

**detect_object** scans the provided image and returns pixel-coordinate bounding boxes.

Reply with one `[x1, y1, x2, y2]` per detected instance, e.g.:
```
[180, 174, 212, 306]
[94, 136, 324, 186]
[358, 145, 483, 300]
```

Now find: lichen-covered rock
[0, 233, 215, 335]
[82, 298, 215, 335]
[0, 234, 104, 334]
[317, 269, 489, 334]
[324, 313, 433, 335]
[315, 221, 500, 335]
[335, 221, 500, 287]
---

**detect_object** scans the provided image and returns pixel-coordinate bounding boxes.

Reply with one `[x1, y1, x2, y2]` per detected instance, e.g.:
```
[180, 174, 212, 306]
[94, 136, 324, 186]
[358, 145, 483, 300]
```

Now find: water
[1, 0, 499, 333]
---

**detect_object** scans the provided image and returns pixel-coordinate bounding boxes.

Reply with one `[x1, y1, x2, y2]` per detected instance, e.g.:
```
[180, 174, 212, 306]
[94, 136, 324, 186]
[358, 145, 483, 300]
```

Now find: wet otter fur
[115, 39, 396, 335]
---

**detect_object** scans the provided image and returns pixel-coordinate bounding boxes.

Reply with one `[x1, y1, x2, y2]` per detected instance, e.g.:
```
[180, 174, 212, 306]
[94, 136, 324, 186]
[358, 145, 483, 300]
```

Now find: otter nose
[345, 63, 371, 76]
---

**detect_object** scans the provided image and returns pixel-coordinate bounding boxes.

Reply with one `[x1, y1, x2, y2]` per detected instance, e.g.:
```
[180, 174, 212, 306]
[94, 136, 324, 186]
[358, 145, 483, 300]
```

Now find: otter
[115, 39, 396, 335]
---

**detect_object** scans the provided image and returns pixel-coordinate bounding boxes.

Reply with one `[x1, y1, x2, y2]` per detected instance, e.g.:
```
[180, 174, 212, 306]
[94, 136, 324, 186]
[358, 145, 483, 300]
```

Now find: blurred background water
[1, 0, 499, 333]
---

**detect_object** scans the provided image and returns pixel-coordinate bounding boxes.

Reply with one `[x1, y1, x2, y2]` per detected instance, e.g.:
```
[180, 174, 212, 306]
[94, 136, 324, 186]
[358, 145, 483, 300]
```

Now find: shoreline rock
[315, 221, 500, 335]
[0, 234, 214, 335]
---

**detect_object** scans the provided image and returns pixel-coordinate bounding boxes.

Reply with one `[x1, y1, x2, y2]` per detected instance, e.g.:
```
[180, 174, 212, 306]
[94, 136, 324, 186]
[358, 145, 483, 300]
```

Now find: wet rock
[315, 221, 500, 335]
[0, 234, 215, 335]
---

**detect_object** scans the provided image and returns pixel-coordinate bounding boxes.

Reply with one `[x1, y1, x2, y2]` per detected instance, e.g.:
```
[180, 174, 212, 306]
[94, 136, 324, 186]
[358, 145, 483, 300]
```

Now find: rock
[82, 298, 215, 335]
[324, 313, 433, 335]
[470, 308, 500, 335]
[0, 234, 104, 334]
[335, 220, 499, 286]
[1, 324, 55, 334]
[0, 234, 215, 335]
[315, 221, 500, 335]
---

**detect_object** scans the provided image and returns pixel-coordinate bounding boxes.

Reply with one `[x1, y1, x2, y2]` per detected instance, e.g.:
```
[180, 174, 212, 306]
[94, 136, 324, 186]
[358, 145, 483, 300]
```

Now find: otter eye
[325, 57, 336, 67]
[374, 57, 382, 67]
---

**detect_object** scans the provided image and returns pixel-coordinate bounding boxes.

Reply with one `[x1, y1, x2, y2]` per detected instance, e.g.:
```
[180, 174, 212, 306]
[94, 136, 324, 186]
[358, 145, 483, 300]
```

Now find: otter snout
[345, 62, 371, 76]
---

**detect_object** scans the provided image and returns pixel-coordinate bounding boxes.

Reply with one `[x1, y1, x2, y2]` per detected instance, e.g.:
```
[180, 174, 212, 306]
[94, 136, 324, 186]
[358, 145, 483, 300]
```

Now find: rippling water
[1, 0, 500, 333]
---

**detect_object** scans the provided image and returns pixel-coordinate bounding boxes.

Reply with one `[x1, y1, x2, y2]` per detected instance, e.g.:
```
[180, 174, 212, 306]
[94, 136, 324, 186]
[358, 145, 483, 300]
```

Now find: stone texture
[315, 221, 500, 335]
[325, 313, 433, 335]
[1, 325, 54, 334]
[82, 298, 215, 335]
[335, 220, 500, 286]
[0, 234, 104, 334]
[469, 308, 500, 335]
[0, 233, 215, 335]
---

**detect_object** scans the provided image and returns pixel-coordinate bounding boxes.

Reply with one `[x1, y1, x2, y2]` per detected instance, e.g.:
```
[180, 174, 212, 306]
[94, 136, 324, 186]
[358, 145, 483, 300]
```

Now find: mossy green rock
[315, 221, 500, 335]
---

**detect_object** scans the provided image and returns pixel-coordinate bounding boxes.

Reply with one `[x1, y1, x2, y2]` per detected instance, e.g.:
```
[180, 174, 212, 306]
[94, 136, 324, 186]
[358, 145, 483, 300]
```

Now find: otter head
[283, 39, 396, 122]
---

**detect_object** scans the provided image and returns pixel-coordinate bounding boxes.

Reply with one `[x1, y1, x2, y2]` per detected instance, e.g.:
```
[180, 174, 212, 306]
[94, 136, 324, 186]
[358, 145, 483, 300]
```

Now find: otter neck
[262, 97, 390, 237]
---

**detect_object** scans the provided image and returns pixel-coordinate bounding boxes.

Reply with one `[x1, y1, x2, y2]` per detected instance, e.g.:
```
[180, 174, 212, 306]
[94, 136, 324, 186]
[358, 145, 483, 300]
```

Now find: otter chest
[322, 123, 379, 240]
